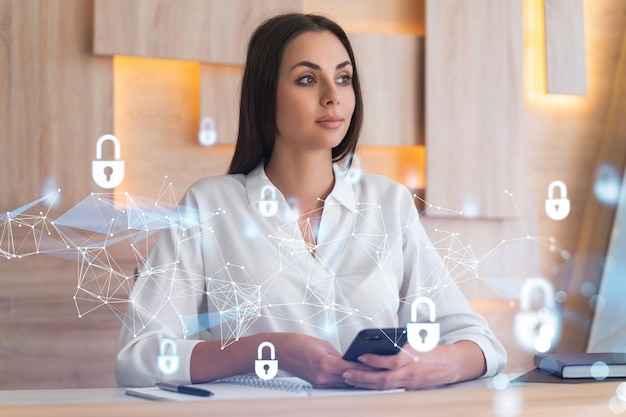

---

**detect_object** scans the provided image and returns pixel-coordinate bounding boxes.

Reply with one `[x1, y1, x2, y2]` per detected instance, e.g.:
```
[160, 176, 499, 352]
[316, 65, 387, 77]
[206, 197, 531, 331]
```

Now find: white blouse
[116, 164, 507, 387]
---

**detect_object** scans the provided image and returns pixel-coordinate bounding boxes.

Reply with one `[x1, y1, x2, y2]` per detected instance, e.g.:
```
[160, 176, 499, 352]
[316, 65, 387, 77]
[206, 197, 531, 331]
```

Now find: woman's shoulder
[355, 172, 415, 202]
[188, 172, 246, 190]
[183, 173, 247, 202]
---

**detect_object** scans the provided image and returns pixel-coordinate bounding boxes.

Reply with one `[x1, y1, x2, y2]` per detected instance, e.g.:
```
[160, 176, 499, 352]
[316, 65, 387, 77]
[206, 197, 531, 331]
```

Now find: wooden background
[0, 0, 625, 388]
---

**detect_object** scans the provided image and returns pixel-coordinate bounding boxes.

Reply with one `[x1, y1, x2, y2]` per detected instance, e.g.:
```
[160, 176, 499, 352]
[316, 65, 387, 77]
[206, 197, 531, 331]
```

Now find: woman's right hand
[273, 333, 374, 388]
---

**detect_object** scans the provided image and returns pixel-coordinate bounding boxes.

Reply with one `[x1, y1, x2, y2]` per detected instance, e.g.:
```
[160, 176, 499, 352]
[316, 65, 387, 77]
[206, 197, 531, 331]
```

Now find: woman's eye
[337, 75, 352, 85]
[297, 75, 315, 85]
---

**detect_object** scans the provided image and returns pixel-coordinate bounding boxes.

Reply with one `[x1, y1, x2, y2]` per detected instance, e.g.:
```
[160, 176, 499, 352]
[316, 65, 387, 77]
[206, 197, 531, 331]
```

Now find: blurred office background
[1, 0, 625, 388]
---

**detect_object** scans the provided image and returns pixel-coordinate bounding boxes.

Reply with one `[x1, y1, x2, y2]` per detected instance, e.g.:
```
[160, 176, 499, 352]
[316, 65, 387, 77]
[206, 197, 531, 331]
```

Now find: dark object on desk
[534, 352, 626, 379]
[156, 382, 214, 397]
[509, 368, 626, 384]
[343, 328, 407, 362]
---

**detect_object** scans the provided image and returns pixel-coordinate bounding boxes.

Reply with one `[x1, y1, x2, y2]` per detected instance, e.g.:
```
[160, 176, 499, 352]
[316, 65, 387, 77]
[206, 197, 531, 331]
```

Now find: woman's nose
[320, 82, 340, 106]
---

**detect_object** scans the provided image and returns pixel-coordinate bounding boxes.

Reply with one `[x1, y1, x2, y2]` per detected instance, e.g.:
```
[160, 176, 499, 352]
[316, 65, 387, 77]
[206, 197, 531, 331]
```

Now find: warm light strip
[524, 0, 586, 106]
[524, 0, 547, 97]
[357, 146, 425, 190]
[544, 0, 587, 95]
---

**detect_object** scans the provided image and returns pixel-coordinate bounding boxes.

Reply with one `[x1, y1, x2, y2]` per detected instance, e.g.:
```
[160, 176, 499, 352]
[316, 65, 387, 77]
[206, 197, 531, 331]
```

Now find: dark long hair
[228, 13, 363, 174]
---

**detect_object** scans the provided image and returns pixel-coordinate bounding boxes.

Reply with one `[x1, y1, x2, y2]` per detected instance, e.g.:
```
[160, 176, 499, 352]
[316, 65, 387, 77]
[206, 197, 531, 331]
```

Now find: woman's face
[274, 30, 355, 155]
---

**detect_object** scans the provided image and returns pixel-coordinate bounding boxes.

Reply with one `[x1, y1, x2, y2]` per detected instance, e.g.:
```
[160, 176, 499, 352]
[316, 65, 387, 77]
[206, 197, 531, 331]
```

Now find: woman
[116, 13, 506, 390]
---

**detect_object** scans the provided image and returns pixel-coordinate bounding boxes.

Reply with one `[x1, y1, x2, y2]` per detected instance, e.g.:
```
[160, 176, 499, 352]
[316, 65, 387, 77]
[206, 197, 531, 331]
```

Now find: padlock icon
[198, 116, 217, 147]
[255, 341, 278, 380]
[92, 134, 125, 189]
[258, 185, 278, 217]
[157, 338, 180, 375]
[545, 180, 570, 221]
[407, 297, 440, 352]
[514, 277, 561, 353]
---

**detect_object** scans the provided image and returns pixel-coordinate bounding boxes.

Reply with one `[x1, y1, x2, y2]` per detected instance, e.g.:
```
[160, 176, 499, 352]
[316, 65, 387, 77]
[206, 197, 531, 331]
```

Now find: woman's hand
[274, 333, 375, 388]
[341, 340, 486, 390]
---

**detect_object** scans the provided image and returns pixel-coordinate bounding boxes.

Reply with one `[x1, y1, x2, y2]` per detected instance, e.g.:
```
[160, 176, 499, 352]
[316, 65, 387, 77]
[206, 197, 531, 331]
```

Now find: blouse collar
[244, 163, 357, 217]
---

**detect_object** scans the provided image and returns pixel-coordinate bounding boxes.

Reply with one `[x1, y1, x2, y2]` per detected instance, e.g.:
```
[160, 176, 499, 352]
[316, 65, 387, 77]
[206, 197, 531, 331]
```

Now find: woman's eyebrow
[289, 60, 352, 72]
[336, 61, 352, 70]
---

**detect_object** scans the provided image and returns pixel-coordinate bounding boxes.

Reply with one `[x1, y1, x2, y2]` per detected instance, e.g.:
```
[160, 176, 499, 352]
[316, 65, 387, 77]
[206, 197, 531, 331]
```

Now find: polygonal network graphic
[0, 184, 568, 352]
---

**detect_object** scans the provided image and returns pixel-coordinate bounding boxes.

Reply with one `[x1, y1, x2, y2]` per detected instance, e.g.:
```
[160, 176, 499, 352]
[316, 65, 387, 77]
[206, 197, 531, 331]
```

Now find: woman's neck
[264, 149, 334, 251]
[264, 150, 335, 210]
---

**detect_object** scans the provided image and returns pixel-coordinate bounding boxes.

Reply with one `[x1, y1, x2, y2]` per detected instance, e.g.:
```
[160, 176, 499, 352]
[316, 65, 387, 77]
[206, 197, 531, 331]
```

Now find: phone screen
[342, 327, 408, 362]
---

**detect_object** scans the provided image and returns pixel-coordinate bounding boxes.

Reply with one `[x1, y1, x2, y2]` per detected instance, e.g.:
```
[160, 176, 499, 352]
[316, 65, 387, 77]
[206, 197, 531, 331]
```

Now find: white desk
[0, 388, 142, 405]
[0, 376, 624, 417]
[0, 376, 496, 406]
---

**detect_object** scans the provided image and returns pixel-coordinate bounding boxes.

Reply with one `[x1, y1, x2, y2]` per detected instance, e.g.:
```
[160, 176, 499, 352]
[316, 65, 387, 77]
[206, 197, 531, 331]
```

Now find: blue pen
[156, 382, 214, 397]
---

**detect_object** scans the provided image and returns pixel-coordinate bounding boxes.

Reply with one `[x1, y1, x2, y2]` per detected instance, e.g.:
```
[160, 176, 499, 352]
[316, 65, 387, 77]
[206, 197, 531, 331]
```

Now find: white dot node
[555, 290, 568, 303]
[581, 282, 596, 297]
[590, 361, 609, 380]
[608, 395, 626, 414]
[492, 374, 510, 391]
[589, 294, 606, 313]
[617, 383, 626, 401]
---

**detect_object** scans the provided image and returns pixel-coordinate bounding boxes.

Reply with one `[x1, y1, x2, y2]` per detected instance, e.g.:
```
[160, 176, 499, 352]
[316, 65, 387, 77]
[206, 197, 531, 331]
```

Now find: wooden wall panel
[559, 26, 626, 353]
[199, 65, 242, 145]
[0, 1, 8, 171]
[426, 0, 523, 219]
[115, 56, 235, 201]
[545, 0, 587, 95]
[0, 0, 115, 388]
[426, 0, 523, 218]
[0, 257, 121, 389]
[349, 33, 423, 146]
[94, 0, 303, 65]
[0, 0, 113, 213]
[304, 0, 425, 35]
[523, 0, 626, 354]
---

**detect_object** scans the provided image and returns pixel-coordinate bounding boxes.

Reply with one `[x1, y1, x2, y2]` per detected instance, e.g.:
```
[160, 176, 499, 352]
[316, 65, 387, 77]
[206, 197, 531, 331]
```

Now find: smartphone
[342, 327, 408, 362]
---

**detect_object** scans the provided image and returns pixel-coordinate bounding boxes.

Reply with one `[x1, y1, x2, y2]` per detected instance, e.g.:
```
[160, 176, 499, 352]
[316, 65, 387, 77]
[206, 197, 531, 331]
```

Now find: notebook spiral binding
[216, 375, 314, 395]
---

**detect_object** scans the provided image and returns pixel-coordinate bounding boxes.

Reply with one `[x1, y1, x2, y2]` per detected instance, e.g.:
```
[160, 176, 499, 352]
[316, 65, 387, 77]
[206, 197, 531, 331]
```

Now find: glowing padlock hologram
[407, 297, 440, 352]
[258, 185, 278, 217]
[198, 116, 217, 147]
[92, 134, 125, 189]
[545, 180, 570, 221]
[514, 277, 561, 353]
[255, 341, 278, 380]
[157, 338, 179, 375]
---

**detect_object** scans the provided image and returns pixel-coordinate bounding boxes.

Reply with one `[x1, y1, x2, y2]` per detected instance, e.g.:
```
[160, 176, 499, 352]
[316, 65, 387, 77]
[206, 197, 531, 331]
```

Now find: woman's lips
[316, 117, 344, 129]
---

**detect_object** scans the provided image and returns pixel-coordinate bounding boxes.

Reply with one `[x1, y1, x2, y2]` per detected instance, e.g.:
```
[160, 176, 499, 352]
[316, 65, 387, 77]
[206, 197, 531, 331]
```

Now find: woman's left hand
[341, 340, 486, 390]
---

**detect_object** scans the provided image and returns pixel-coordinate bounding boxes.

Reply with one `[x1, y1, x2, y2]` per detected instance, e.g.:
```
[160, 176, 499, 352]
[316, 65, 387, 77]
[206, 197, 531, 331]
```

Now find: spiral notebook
[125, 375, 403, 401]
